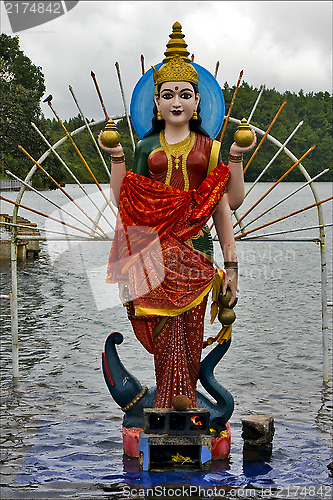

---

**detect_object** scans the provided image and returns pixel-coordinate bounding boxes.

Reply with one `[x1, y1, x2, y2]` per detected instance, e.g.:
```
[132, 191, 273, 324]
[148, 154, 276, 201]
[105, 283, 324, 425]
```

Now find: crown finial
[152, 22, 199, 93]
[163, 22, 190, 63]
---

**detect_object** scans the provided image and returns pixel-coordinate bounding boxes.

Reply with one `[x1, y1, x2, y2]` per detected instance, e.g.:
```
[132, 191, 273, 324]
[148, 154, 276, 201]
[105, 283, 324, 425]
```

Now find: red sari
[106, 133, 229, 407]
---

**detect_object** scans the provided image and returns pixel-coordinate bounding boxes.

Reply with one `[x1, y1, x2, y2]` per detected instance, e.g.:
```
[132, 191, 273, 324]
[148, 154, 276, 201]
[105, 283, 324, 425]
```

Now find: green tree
[219, 82, 332, 182]
[0, 33, 65, 188]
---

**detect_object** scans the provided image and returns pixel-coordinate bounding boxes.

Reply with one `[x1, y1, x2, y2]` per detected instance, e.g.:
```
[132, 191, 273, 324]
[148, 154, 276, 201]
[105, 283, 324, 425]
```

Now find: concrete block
[241, 415, 275, 447]
[241, 415, 275, 462]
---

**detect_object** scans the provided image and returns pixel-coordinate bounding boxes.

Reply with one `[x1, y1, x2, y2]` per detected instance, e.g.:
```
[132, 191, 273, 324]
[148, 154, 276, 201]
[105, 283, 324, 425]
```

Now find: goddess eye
[161, 93, 173, 100]
[181, 92, 193, 100]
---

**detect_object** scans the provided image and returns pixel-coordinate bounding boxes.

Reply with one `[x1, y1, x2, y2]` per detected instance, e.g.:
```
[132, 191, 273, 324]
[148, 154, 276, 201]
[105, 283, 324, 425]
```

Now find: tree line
[1, 33, 332, 189]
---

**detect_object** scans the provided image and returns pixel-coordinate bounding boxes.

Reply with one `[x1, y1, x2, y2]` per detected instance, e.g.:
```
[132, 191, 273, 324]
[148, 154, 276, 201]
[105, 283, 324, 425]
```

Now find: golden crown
[152, 22, 199, 94]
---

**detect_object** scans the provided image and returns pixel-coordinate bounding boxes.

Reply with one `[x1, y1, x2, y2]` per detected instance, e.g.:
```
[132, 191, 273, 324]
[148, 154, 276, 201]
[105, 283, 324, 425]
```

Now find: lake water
[0, 182, 332, 498]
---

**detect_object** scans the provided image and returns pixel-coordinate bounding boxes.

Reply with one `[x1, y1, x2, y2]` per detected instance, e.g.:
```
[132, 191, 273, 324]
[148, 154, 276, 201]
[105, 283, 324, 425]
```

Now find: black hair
[143, 83, 210, 138]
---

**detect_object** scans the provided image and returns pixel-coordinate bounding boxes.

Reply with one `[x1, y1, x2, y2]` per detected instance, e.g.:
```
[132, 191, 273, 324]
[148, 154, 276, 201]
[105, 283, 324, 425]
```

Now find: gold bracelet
[229, 154, 243, 163]
[110, 155, 125, 164]
[224, 261, 238, 269]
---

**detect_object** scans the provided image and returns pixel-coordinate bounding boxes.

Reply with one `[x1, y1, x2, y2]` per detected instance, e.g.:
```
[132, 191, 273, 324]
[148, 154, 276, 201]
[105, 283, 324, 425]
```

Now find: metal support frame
[228, 117, 330, 382]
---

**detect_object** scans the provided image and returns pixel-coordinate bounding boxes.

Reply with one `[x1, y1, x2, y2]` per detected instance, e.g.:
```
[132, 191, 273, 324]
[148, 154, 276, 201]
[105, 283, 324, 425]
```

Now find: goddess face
[154, 81, 200, 128]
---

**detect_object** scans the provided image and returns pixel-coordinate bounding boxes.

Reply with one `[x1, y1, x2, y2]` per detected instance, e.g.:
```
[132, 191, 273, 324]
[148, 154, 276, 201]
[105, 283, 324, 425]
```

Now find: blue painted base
[139, 432, 212, 471]
[11, 419, 332, 496]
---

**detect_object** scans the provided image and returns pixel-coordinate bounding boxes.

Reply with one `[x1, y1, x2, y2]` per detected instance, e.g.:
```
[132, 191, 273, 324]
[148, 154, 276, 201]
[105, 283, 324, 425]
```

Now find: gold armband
[224, 261, 238, 270]
[229, 154, 243, 163]
[110, 155, 125, 164]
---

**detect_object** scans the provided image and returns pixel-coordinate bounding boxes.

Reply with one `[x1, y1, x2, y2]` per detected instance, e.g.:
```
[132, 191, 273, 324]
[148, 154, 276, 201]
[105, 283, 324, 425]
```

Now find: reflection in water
[315, 382, 333, 435]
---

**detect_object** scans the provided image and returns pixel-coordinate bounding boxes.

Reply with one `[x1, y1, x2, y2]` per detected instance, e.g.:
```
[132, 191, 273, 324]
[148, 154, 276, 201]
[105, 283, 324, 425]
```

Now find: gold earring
[157, 110, 163, 121]
[192, 110, 198, 120]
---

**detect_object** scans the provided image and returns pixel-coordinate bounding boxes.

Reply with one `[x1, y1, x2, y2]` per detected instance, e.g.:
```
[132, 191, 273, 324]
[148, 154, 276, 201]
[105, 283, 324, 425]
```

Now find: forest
[1, 33, 332, 188]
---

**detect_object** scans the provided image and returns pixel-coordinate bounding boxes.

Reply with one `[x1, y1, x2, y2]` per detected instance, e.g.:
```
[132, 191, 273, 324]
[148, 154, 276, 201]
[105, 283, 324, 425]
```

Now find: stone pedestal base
[122, 422, 231, 461]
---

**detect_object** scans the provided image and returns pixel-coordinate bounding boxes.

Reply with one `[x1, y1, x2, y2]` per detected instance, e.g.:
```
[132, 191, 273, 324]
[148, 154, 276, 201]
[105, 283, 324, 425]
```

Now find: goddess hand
[97, 131, 124, 156]
[118, 282, 131, 304]
[230, 129, 257, 155]
[222, 268, 238, 306]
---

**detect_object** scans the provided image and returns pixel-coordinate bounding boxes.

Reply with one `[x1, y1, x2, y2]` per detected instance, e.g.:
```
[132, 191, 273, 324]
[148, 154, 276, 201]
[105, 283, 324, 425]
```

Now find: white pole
[10, 231, 19, 379]
[247, 84, 265, 123]
[115, 61, 136, 151]
[320, 229, 329, 383]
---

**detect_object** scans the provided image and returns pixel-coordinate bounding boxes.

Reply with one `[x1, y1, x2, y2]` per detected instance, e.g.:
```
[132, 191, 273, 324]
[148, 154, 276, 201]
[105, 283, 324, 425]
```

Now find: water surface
[1, 182, 332, 497]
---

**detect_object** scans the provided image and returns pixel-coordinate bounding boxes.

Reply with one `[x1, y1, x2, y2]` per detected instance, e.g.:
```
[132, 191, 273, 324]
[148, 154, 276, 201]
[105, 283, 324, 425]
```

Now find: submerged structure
[102, 331, 234, 463]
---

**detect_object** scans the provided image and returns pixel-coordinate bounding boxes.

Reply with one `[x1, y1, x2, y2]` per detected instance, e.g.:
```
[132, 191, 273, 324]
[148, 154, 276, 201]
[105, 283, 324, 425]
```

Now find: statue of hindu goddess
[99, 22, 256, 410]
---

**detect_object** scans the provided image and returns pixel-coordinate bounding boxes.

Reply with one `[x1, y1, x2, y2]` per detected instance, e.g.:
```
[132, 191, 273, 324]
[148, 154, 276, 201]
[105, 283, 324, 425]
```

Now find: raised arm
[212, 192, 238, 305]
[226, 130, 256, 211]
[97, 133, 126, 207]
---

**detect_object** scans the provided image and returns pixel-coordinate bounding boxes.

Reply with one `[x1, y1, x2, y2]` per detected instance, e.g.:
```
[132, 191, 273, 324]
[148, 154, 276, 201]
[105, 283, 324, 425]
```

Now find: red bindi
[175, 86, 179, 90]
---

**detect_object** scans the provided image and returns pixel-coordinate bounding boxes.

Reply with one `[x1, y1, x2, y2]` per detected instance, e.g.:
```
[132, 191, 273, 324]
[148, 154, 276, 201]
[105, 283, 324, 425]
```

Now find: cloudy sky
[1, 1, 332, 121]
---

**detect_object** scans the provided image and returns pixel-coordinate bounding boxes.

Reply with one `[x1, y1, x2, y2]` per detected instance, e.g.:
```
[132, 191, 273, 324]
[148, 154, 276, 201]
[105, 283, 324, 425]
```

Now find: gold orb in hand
[100, 119, 121, 148]
[234, 118, 253, 147]
[218, 288, 232, 308]
[218, 308, 236, 325]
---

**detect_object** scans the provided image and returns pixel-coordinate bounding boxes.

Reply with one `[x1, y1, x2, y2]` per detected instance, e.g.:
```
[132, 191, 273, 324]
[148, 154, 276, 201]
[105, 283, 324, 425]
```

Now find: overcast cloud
[1, 1, 332, 121]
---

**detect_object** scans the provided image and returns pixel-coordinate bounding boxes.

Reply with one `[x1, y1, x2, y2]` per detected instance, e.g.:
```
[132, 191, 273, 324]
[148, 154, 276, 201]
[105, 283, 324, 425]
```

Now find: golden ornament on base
[171, 394, 191, 411]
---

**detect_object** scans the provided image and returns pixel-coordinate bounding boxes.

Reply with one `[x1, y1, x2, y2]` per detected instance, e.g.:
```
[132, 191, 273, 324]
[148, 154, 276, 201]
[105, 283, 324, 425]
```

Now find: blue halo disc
[130, 62, 225, 140]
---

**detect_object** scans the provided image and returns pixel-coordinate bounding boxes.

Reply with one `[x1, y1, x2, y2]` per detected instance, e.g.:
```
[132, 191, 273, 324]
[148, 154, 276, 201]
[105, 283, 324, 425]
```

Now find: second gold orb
[234, 118, 253, 148]
[100, 119, 121, 148]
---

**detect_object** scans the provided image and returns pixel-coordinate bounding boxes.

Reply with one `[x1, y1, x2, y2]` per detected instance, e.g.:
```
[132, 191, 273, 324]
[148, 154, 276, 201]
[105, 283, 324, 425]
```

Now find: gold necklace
[159, 130, 195, 191]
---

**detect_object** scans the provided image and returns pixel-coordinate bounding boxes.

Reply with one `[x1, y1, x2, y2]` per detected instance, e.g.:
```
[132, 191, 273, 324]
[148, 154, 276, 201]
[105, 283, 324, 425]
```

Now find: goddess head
[144, 22, 209, 138]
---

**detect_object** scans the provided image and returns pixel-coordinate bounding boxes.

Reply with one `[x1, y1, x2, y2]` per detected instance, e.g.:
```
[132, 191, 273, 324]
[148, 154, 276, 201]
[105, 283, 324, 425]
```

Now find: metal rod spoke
[235, 196, 333, 240]
[46, 100, 118, 218]
[69, 84, 111, 178]
[0, 196, 103, 239]
[235, 169, 329, 235]
[214, 61, 220, 79]
[236, 223, 332, 240]
[234, 145, 316, 230]
[2, 221, 109, 239]
[5, 170, 106, 236]
[16, 234, 112, 241]
[243, 100, 287, 174]
[18, 145, 108, 238]
[219, 70, 243, 144]
[231, 237, 322, 242]
[244, 120, 303, 200]
[31, 121, 117, 229]
[90, 70, 109, 121]
[115, 61, 136, 151]
[247, 84, 265, 123]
